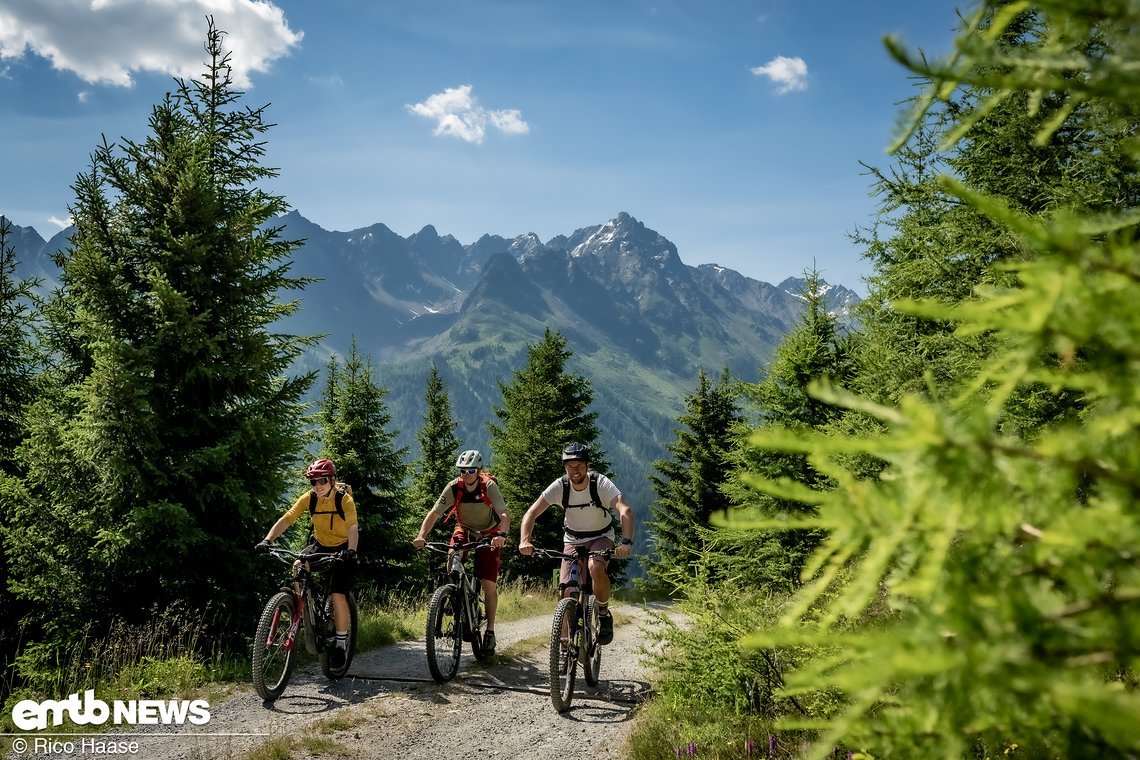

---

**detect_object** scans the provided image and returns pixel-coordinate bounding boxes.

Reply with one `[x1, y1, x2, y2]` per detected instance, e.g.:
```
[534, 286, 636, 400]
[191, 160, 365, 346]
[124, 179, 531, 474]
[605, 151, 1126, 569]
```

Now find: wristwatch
[620, 537, 633, 545]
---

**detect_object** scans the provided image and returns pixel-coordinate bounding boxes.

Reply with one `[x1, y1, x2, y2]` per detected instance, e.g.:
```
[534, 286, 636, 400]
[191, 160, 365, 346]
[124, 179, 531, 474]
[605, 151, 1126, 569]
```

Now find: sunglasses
[309, 476, 330, 486]
[458, 468, 479, 475]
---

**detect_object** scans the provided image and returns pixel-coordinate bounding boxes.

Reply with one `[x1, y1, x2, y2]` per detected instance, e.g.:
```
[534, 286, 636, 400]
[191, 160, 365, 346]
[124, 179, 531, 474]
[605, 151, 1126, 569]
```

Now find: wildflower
[746, 738, 755, 755]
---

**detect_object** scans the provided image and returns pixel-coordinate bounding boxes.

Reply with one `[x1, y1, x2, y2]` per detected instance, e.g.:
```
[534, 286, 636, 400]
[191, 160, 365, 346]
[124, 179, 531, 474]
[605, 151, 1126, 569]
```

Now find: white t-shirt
[540, 471, 621, 545]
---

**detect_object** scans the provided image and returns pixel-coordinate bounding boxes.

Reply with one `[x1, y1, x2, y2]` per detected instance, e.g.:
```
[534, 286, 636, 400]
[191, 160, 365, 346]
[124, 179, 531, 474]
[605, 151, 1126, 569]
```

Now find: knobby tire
[471, 582, 491, 661]
[549, 597, 578, 712]
[252, 591, 296, 702]
[583, 594, 602, 686]
[426, 583, 462, 682]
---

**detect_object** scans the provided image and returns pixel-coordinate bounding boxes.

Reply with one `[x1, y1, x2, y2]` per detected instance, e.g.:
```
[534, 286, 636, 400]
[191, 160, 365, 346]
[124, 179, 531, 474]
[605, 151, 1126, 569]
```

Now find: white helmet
[455, 450, 482, 469]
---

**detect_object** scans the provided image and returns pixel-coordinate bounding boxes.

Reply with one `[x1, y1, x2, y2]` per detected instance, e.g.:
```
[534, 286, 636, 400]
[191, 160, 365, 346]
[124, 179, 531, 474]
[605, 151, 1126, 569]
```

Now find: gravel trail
[8, 603, 673, 760]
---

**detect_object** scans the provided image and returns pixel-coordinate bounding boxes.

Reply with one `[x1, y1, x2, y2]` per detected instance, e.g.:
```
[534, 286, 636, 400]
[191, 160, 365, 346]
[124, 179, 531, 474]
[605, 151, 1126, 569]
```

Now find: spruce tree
[645, 368, 741, 592]
[4, 19, 314, 648]
[488, 329, 606, 579]
[315, 337, 413, 596]
[406, 363, 461, 514]
[0, 216, 39, 476]
[724, 268, 852, 585]
[0, 216, 41, 690]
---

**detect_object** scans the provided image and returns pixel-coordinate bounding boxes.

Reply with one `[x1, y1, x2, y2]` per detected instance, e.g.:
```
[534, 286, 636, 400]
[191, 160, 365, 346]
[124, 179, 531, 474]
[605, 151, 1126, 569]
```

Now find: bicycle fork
[272, 594, 304, 653]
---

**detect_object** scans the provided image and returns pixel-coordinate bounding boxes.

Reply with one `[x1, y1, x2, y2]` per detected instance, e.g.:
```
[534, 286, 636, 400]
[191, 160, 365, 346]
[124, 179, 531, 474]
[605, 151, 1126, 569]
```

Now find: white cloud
[406, 85, 530, 144]
[751, 55, 808, 94]
[0, 0, 302, 88]
[48, 215, 72, 229]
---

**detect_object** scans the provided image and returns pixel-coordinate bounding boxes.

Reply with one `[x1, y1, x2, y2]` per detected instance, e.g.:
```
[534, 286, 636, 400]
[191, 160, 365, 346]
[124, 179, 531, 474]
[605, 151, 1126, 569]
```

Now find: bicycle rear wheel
[426, 584, 462, 682]
[320, 592, 359, 680]
[583, 595, 602, 686]
[252, 591, 296, 702]
[549, 597, 579, 712]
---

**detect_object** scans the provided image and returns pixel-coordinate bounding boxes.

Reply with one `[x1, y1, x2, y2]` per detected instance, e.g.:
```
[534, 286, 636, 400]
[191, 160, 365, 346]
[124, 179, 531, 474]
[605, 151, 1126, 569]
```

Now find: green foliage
[732, 3, 1140, 758]
[0, 216, 39, 476]
[3, 19, 314, 656]
[645, 368, 741, 592]
[0, 217, 41, 701]
[406, 363, 461, 511]
[315, 336, 416, 596]
[722, 269, 852, 587]
[488, 329, 609, 578]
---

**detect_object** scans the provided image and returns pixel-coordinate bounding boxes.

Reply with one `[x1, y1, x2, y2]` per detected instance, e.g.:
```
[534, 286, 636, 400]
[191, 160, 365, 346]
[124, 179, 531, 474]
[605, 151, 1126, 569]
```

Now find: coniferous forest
[2, 2, 1139, 757]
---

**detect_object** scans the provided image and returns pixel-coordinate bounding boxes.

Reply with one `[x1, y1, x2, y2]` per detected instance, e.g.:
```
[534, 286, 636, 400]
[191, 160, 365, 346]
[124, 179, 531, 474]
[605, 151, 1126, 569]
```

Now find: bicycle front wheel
[549, 597, 579, 712]
[583, 595, 602, 686]
[252, 591, 297, 702]
[426, 584, 462, 682]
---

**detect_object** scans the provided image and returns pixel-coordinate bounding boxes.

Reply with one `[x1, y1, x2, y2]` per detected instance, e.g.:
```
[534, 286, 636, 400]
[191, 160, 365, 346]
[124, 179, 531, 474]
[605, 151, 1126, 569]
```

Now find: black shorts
[302, 542, 355, 596]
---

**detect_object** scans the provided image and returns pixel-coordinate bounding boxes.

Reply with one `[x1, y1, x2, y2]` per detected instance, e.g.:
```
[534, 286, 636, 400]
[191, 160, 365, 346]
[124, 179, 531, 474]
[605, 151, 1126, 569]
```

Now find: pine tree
[488, 329, 606, 579]
[406, 363, 461, 513]
[315, 337, 413, 596]
[723, 268, 853, 585]
[645, 368, 741, 592]
[4, 19, 314, 648]
[0, 215, 42, 690]
[0, 216, 39, 476]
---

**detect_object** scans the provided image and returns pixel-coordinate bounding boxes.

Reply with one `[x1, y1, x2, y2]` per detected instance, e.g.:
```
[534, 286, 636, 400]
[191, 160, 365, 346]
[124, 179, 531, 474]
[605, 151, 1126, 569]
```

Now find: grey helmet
[455, 449, 483, 469]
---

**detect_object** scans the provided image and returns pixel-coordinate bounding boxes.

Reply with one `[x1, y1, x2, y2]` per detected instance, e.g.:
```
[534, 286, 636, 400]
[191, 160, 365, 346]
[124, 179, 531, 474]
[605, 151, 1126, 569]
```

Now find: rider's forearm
[348, 524, 359, 551]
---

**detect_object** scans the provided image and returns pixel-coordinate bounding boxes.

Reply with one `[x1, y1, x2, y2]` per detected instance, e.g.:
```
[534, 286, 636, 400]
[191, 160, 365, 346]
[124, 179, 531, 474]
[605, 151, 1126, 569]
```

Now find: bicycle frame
[252, 546, 356, 702]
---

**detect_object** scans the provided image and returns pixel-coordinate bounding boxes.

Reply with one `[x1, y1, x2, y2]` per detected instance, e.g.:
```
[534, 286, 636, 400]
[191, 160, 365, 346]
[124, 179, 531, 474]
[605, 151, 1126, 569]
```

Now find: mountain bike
[532, 545, 616, 712]
[251, 546, 359, 702]
[421, 538, 495, 682]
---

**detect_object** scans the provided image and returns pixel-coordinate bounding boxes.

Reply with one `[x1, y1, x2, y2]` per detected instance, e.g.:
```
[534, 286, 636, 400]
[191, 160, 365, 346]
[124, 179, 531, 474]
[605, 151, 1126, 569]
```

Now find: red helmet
[304, 458, 337, 478]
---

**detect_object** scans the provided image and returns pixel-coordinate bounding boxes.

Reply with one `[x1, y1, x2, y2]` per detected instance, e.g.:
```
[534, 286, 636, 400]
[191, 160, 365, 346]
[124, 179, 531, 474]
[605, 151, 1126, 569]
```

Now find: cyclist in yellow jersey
[256, 458, 359, 668]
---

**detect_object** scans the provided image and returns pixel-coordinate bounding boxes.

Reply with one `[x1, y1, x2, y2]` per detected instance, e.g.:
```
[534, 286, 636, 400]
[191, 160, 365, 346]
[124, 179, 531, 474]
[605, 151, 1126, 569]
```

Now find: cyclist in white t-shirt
[518, 442, 634, 645]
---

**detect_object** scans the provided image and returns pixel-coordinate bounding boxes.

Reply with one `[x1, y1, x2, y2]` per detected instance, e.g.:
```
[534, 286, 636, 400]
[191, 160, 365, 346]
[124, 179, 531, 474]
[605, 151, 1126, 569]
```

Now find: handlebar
[261, 545, 346, 569]
[528, 546, 616, 561]
[422, 538, 498, 554]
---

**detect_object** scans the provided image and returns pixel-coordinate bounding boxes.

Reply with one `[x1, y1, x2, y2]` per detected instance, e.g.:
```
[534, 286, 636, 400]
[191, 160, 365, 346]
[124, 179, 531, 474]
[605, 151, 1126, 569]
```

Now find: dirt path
[8, 603, 672, 760]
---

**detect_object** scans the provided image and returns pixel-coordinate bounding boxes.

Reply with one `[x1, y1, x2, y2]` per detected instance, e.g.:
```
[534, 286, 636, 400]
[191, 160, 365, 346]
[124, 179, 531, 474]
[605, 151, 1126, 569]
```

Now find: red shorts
[451, 526, 501, 582]
[559, 536, 614, 587]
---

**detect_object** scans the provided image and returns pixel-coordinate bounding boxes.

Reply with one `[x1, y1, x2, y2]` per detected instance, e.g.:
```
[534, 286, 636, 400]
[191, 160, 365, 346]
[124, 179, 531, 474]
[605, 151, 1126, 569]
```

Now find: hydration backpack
[445, 472, 502, 528]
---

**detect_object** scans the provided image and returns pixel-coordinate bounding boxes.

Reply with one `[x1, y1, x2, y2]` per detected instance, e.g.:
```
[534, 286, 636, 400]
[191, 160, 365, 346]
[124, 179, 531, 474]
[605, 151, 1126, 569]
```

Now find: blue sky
[0, 0, 970, 292]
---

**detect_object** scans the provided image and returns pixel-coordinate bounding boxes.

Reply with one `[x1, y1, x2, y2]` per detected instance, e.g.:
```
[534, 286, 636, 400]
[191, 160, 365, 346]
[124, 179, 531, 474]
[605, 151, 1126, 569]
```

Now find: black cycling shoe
[329, 644, 347, 671]
[482, 630, 496, 655]
[598, 610, 614, 645]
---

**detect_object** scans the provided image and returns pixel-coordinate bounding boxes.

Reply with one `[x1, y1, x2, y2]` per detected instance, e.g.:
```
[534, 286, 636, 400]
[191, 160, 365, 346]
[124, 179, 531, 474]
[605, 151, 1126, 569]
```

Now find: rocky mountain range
[6, 211, 861, 524]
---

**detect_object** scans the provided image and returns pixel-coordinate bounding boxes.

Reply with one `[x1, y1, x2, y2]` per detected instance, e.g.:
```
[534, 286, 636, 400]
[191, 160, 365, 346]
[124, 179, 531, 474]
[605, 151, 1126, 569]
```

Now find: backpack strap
[445, 475, 501, 528]
[561, 471, 603, 510]
[309, 486, 347, 532]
